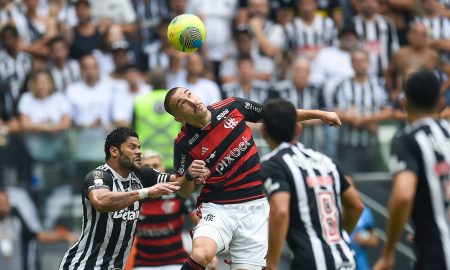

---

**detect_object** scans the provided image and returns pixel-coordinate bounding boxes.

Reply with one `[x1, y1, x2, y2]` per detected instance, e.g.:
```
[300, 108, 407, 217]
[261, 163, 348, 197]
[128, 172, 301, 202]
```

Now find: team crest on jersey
[161, 200, 176, 214]
[224, 117, 238, 129]
[94, 179, 103, 186]
[93, 171, 103, 179]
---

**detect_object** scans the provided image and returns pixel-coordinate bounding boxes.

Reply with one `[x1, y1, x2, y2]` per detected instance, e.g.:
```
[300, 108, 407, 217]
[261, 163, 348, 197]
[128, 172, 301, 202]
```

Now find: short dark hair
[0, 25, 19, 40]
[48, 36, 68, 48]
[104, 127, 139, 161]
[405, 69, 441, 111]
[237, 53, 252, 64]
[164, 87, 182, 115]
[262, 99, 297, 143]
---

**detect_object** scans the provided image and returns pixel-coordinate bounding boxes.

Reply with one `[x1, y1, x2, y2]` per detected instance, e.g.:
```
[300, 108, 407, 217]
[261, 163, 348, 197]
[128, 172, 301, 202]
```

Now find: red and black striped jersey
[173, 97, 266, 205]
[133, 194, 195, 267]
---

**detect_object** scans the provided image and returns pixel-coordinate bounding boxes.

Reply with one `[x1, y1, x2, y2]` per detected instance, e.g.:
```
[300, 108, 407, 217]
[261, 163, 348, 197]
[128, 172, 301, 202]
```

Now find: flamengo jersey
[261, 142, 355, 270]
[174, 97, 265, 205]
[134, 194, 194, 267]
[59, 164, 169, 270]
[389, 118, 450, 269]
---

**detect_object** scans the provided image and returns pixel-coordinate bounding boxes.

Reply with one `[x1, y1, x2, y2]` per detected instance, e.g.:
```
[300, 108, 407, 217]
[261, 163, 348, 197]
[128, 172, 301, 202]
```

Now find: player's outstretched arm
[175, 160, 210, 197]
[88, 183, 180, 212]
[296, 109, 342, 127]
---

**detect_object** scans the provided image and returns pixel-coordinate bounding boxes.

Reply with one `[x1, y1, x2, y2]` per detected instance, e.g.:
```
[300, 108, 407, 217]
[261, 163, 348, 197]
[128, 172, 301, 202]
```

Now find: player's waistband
[202, 193, 266, 205]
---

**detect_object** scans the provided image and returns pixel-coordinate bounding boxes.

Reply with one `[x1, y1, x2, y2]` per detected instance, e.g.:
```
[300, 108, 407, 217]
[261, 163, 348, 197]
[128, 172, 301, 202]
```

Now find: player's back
[390, 117, 450, 269]
[261, 142, 355, 270]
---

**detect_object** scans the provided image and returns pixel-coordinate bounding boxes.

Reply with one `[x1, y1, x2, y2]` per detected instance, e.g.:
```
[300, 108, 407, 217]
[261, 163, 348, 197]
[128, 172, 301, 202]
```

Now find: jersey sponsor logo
[188, 133, 200, 145]
[137, 223, 176, 237]
[201, 146, 209, 155]
[216, 109, 229, 121]
[161, 200, 176, 214]
[264, 177, 280, 195]
[434, 161, 450, 176]
[177, 154, 187, 174]
[389, 155, 407, 174]
[244, 102, 262, 113]
[306, 175, 334, 188]
[224, 117, 239, 129]
[94, 179, 104, 186]
[205, 151, 216, 164]
[215, 136, 251, 175]
[113, 209, 140, 221]
[363, 40, 381, 54]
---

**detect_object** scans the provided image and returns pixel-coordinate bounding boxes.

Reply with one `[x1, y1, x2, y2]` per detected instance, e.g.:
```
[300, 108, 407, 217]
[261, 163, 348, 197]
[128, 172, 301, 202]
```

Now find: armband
[184, 171, 195, 182]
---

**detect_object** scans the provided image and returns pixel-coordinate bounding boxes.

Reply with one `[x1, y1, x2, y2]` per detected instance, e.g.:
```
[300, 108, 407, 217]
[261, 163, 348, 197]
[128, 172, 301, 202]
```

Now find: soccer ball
[167, 14, 206, 53]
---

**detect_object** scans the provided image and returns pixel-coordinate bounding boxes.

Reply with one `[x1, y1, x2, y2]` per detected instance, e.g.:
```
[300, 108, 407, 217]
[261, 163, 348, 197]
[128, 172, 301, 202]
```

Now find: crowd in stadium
[1, 0, 450, 269]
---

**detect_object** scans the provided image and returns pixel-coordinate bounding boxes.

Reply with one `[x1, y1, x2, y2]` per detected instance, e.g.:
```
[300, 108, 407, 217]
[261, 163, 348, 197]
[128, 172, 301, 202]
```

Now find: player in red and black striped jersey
[164, 87, 342, 270]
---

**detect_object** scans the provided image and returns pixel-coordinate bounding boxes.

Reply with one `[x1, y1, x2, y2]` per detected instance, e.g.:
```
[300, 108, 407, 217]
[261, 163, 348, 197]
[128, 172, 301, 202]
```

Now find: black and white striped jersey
[0, 50, 31, 99]
[351, 14, 399, 77]
[285, 15, 337, 58]
[389, 118, 450, 270]
[59, 164, 170, 270]
[261, 142, 355, 270]
[332, 77, 388, 147]
[221, 80, 271, 105]
[49, 60, 81, 92]
[271, 80, 325, 149]
[131, 0, 169, 45]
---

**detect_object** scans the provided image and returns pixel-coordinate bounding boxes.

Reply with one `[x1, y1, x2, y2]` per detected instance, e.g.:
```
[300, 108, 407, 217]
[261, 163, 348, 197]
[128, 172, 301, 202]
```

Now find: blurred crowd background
[1, 0, 450, 269]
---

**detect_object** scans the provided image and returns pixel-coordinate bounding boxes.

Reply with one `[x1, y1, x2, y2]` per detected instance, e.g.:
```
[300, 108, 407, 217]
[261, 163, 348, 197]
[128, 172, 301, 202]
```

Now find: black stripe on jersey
[137, 241, 184, 254]
[72, 208, 97, 269]
[99, 217, 123, 269]
[140, 214, 184, 225]
[84, 212, 109, 268]
[113, 220, 134, 269]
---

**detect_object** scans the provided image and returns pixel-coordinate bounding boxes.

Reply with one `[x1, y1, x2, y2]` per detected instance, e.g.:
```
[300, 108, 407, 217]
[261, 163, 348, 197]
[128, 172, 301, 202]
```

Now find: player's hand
[321, 111, 342, 127]
[188, 160, 210, 184]
[147, 182, 180, 198]
[373, 254, 395, 270]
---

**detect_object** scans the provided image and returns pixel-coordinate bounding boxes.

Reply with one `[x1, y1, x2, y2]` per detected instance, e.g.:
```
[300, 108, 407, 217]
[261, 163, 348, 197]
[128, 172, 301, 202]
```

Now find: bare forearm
[267, 213, 289, 269]
[296, 109, 325, 122]
[383, 196, 413, 256]
[96, 191, 140, 212]
[342, 207, 362, 233]
[178, 178, 196, 197]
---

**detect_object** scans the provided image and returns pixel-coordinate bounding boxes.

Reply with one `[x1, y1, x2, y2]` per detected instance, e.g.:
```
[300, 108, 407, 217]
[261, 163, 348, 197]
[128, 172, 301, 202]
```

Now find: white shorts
[192, 198, 269, 268]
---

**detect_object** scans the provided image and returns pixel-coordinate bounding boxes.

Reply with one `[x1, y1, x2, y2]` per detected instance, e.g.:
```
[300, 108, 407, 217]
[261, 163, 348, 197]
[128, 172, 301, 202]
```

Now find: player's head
[141, 150, 165, 173]
[164, 87, 208, 123]
[262, 99, 298, 144]
[404, 69, 441, 114]
[0, 187, 11, 220]
[104, 127, 142, 170]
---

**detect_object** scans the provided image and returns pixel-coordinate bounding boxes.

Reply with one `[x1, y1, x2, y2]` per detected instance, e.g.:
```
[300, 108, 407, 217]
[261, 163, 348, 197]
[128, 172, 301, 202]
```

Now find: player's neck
[107, 161, 130, 178]
[188, 110, 212, 128]
[408, 112, 438, 124]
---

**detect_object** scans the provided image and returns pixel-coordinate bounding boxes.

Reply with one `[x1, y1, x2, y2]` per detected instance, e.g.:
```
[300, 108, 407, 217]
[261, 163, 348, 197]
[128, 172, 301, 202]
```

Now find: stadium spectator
[93, 24, 127, 76]
[351, 0, 399, 78]
[168, 52, 222, 105]
[131, 0, 170, 46]
[0, 0, 28, 41]
[0, 187, 77, 270]
[48, 36, 81, 93]
[378, 0, 414, 45]
[112, 65, 151, 128]
[317, 0, 344, 28]
[386, 22, 440, 99]
[332, 49, 392, 172]
[221, 54, 271, 104]
[163, 87, 341, 270]
[58, 127, 205, 270]
[373, 70, 450, 270]
[140, 18, 172, 73]
[285, 0, 338, 61]
[109, 40, 134, 81]
[271, 57, 325, 150]
[69, 0, 102, 60]
[18, 70, 71, 134]
[260, 99, 363, 270]
[65, 55, 114, 129]
[168, 0, 189, 17]
[219, 25, 274, 83]
[188, 0, 238, 82]
[89, 0, 137, 35]
[133, 68, 181, 170]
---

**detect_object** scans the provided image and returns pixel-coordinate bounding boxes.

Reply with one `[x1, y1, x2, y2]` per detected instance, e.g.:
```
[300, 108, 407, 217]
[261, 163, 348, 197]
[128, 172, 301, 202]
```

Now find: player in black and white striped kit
[374, 70, 450, 270]
[260, 99, 364, 270]
[59, 127, 208, 270]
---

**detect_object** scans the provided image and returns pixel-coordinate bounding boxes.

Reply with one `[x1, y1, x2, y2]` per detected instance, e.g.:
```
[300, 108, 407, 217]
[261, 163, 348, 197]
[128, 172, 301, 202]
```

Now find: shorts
[134, 265, 181, 270]
[192, 198, 269, 268]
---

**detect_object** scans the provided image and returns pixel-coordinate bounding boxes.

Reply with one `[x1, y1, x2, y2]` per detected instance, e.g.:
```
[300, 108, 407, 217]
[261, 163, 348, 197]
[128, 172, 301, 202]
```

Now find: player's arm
[175, 160, 210, 197]
[341, 184, 364, 233]
[374, 135, 419, 270]
[267, 191, 290, 270]
[295, 109, 341, 126]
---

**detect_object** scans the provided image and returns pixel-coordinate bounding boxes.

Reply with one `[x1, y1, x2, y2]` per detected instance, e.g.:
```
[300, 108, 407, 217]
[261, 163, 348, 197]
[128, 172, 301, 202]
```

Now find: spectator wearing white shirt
[168, 52, 222, 105]
[66, 55, 114, 128]
[188, 0, 238, 81]
[89, 0, 137, 35]
[48, 36, 81, 93]
[112, 65, 151, 128]
[18, 70, 71, 133]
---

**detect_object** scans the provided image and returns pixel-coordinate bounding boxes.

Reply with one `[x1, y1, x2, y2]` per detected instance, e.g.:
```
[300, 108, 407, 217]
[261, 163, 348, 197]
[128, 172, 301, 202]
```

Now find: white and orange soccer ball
[167, 14, 206, 53]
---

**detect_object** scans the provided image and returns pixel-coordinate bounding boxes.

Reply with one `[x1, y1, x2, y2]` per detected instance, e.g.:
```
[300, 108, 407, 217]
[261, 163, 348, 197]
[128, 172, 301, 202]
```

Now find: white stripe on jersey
[415, 121, 450, 270]
[283, 151, 328, 269]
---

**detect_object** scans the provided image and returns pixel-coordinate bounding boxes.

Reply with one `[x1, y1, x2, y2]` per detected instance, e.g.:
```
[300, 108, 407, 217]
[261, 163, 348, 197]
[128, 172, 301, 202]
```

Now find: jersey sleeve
[389, 133, 420, 176]
[137, 166, 171, 187]
[260, 158, 292, 198]
[173, 140, 195, 175]
[233, 97, 263, 123]
[337, 165, 351, 193]
[82, 169, 114, 198]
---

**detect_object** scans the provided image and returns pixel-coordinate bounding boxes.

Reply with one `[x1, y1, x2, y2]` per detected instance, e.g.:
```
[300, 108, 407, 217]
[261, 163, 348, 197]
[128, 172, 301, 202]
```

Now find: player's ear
[110, 146, 119, 157]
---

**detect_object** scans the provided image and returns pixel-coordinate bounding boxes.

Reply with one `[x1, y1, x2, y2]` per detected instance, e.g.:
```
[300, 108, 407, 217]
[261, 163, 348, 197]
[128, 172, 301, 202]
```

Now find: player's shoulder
[261, 142, 293, 163]
[210, 97, 236, 110]
[85, 165, 113, 182]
